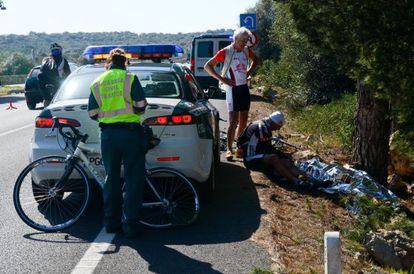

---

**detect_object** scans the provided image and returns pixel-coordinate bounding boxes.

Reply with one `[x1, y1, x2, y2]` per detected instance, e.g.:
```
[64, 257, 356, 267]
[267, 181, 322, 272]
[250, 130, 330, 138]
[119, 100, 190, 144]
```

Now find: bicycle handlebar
[272, 136, 299, 149]
[52, 117, 89, 144]
[51, 117, 161, 151]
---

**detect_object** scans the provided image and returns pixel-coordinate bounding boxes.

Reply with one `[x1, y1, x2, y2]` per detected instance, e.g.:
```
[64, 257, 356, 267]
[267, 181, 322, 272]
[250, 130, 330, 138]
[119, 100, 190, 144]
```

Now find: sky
[0, 0, 258, 35]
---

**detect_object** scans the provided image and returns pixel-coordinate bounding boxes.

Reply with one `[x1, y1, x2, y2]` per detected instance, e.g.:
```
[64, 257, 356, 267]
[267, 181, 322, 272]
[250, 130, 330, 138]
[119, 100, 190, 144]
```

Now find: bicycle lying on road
[13, 117, 200, 232]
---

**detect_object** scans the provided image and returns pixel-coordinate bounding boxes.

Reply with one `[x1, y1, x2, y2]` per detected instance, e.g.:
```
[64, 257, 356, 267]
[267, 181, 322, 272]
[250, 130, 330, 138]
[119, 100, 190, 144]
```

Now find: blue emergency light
[82, 44, 184, 63]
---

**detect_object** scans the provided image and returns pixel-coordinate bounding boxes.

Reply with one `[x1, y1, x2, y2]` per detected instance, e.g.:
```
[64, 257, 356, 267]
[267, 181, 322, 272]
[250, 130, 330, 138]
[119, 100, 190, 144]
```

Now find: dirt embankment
[246, 91, 387, 273]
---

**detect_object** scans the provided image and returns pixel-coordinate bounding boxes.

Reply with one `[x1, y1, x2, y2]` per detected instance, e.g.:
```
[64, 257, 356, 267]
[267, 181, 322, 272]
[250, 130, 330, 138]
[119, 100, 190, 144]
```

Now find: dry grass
[0, 85, 24, 96]
[247, 90, 389, 273]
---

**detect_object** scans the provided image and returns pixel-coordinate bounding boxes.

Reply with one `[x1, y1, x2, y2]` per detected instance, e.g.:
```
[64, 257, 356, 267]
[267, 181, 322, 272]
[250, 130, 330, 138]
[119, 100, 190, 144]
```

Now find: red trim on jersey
[248, 48, 254, 59]
[214, 49, 226, 62]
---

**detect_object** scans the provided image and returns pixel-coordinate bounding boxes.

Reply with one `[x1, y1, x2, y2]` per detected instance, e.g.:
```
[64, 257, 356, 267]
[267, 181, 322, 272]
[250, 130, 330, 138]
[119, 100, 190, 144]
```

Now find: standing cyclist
[204, 27, 256, 161]
[37, 43, 71, 107]
[88, 48, 148, 238]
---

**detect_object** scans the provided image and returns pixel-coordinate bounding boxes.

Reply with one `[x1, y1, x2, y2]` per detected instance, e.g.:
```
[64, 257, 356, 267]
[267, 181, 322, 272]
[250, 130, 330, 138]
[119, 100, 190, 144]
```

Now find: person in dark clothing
[238, 111, 308, 185]
[88, 48, 148, 238]
[37, 43, 71, 107]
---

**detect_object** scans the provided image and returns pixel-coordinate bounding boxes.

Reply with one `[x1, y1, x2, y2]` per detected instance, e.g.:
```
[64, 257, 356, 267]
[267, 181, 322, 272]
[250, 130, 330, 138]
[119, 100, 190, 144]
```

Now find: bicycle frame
[73, 141, 105, 187]
[14, 119, 199, 232]
[64, 141, 165, 208]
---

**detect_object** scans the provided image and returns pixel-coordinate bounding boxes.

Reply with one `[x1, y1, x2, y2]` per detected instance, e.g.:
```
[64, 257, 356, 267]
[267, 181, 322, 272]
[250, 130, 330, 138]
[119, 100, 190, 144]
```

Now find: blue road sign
[240, 13, 257, 30]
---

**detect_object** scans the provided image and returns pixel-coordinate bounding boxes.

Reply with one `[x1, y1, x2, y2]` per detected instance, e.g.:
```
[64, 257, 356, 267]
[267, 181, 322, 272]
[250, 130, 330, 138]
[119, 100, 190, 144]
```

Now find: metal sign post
[324, 231, 342, 274]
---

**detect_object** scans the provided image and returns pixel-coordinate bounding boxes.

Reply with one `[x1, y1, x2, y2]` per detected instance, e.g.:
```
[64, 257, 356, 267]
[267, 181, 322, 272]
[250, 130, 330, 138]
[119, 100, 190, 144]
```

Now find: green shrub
[342, 196, 414, 244]
[290, 93, 356, 150]
[390, 130, 414, 165]
[257, 2, 354, 109]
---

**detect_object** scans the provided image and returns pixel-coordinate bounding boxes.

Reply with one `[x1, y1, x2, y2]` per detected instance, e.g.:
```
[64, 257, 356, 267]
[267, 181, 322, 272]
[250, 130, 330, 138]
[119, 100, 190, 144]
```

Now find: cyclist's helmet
[269, 111, 285, 126]
[50, 43, 62, 56]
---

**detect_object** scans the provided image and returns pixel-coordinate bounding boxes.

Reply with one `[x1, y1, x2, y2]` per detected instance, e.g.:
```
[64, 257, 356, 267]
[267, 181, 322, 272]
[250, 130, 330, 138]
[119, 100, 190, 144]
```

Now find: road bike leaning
[13, 117, 200, 232]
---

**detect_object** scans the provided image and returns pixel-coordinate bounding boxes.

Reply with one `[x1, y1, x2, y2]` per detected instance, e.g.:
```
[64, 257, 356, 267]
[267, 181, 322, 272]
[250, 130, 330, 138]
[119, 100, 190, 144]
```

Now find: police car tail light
[58, 118, 81, 127]
[35, 117, 54, 128]
[35, 117, 81, 128]
[143, 114, 194, 126]
[157, 116, 168, 125]
[181, 115, 193, 124]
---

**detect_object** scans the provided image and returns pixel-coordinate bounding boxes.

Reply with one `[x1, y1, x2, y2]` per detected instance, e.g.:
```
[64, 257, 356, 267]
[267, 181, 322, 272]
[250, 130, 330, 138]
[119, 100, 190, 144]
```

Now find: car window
[54, 72, 99, 101]
[184, 68, 204, 99]
[54, 70, 181, 102]
[197, 41, 213, 58]
[219, 40, 231, 50]
[138, 71, 180, 98]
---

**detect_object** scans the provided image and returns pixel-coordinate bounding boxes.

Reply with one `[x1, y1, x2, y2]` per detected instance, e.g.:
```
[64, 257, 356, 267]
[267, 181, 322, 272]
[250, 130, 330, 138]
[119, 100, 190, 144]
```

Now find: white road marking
[0, 124, 33, 138]
[71, 228, 115, 274]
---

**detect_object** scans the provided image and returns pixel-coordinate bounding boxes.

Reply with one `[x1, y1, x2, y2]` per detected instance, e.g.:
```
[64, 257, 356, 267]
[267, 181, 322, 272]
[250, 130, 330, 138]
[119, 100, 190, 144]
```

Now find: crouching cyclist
[237, 111, 309, 186]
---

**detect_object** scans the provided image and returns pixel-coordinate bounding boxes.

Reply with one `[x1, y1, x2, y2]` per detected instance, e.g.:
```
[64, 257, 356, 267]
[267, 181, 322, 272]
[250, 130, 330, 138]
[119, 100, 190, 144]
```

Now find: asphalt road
[0, 94, 272, 273]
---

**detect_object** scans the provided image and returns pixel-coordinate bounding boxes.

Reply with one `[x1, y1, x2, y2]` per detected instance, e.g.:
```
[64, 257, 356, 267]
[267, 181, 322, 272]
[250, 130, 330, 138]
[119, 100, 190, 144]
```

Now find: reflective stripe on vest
[91, 70, 141, 124]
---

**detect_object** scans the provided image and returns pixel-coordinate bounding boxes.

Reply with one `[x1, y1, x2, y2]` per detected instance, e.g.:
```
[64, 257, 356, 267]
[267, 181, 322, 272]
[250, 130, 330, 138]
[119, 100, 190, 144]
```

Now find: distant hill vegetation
[0, 29, 233, 65]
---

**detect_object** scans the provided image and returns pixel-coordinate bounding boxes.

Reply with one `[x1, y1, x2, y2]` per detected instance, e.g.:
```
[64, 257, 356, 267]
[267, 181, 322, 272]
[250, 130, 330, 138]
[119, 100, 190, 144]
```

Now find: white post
[324, 231, 342, 274]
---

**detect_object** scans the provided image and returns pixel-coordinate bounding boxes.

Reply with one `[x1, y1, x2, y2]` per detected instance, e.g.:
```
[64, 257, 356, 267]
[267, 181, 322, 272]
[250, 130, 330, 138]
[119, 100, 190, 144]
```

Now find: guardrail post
[324, 231, 342, 274]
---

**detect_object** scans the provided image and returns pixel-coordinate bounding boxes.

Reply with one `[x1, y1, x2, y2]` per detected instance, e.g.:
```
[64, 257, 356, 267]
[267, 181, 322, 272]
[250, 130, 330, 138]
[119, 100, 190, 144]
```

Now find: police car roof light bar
[82, 44, 184, 63]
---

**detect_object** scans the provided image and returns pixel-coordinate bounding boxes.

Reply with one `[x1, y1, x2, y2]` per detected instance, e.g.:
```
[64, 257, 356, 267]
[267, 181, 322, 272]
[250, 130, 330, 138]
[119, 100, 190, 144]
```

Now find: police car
[30, 44, 220, 196]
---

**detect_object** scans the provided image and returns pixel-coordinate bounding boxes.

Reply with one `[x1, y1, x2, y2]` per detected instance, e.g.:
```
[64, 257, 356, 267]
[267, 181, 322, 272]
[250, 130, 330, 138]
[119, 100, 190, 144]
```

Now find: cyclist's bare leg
[236, 111, 249, 138]
[234, 111, 249, 158]
[262, 154, 299, 183]
[227, 111, 239, 153]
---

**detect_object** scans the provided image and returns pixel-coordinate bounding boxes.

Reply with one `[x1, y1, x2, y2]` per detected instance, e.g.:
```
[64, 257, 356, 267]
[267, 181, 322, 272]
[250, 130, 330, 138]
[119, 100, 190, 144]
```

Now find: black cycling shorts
[225, 84, 250, 112]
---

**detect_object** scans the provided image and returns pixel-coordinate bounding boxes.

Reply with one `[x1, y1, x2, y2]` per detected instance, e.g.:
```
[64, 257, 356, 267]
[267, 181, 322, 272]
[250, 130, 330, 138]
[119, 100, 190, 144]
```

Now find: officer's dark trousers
[100, 125, 146, 228]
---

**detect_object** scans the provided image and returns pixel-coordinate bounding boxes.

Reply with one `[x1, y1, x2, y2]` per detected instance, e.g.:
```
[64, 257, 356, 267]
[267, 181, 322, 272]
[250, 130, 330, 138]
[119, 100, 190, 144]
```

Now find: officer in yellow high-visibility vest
[87, 48, 147, 238]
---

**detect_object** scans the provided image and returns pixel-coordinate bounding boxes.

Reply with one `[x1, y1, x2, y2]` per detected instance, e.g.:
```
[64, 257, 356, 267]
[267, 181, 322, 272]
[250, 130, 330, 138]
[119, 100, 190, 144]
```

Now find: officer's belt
[99, 122, 141, 130]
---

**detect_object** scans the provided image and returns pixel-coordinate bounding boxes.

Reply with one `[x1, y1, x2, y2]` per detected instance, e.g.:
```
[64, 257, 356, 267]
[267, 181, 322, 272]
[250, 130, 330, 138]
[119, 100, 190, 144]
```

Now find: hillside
[0, 29, 233, 64]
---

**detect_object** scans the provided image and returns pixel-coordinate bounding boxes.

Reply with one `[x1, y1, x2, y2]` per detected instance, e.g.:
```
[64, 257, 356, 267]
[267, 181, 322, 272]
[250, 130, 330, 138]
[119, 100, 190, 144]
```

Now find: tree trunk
[352, 80, 391, 185]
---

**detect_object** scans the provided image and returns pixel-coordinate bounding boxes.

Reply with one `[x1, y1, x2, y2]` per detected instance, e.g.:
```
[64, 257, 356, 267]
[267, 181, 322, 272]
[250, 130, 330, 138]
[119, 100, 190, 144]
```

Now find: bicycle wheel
[140, 168, 200, 228]
[13, 156, 91, 232]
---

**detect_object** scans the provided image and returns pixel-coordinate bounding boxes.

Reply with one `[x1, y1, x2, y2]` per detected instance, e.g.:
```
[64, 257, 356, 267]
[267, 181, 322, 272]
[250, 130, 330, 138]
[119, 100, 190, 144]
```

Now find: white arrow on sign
[243, 16, 255, 29]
